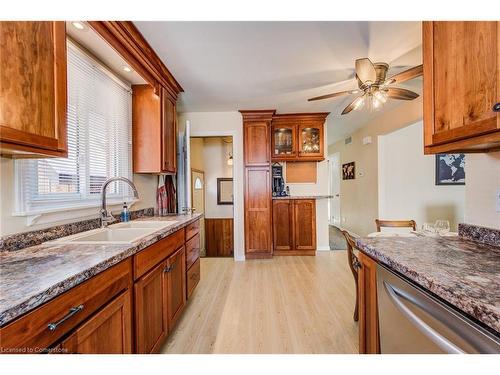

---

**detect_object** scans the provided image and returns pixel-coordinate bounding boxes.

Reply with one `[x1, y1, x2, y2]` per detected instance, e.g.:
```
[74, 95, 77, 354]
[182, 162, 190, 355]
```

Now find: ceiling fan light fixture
[353, 95, 365, 110]
[374, 90, 388, 104]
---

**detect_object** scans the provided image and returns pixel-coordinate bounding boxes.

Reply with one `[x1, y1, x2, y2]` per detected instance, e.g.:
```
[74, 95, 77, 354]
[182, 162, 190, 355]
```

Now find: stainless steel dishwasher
[377, 264, 500, 354]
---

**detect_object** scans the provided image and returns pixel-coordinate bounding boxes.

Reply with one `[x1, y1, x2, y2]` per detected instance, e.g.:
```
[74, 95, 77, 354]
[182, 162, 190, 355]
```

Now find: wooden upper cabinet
[272, 123, 297, 160]
[293, 199, 316, 250]
[244, 122, 271, 165]
[0, 21, 68, 158]
[271, 113, 328, 162]
[61, 290, 132, 354]
[132, 84, 177, 173]
[272, 199, 294, 251]
[162, 88, 177, 173]
[423, 21, 500, 153]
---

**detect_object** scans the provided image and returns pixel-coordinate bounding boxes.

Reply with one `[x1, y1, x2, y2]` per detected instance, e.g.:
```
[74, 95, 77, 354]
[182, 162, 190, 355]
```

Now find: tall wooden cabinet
[272, 199, 316, 256]
[423, 21, 500, 153]
[0, 21, 68, 158]
[132, 85, 177, 173]
[241, 110, 275, 259]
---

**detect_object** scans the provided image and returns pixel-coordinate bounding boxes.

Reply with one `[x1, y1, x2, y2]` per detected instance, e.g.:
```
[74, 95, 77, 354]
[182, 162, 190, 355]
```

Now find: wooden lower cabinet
[165, 246, 186, 332]
[61, 290, 132, 354]
[134, 260, 168, 354]
[0, 221, 202, 355]
[205, 218, 234, 257]
[272, 199, 316, 255]
[358, 252, 380, 354]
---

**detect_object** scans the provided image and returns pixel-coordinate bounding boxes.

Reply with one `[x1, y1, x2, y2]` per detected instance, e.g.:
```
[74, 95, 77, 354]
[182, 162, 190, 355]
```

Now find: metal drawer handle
[164, 264, 175, 273]
[47, 305, 84, 331]
[383, 281, 464, 354]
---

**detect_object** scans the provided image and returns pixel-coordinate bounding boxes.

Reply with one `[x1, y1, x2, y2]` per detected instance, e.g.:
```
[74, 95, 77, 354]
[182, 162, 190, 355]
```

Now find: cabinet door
[272, 124, 297, 160]
[358, 252, 380, 354]
[165, 246, 186, 331]
[272, 199, 294, 251]
[0, 21, 67, 157]
[61, 290, 132, 354]
[244, 122, 270, 165]
[245, 166, 272, 256]
[134, 261, 168, 353]
[423, 21, 500, 153]
[298, 123, 324, 160]
[161, 88, 177, 173]
[293, 200, 316, 250]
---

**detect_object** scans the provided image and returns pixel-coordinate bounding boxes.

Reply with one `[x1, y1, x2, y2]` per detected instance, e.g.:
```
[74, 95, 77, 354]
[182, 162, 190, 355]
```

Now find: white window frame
[13, 41, 136, 227]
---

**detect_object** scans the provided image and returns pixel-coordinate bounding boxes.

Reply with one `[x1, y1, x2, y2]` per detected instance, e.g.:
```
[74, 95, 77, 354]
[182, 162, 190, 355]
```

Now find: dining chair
[375, 219, 417, 232]
[340, 230, 361, 322]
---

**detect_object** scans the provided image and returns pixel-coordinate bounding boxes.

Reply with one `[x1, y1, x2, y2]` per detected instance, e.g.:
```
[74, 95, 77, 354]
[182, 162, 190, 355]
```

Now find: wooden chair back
[375, 219, 416, 232]
[340, 230, 360, 321]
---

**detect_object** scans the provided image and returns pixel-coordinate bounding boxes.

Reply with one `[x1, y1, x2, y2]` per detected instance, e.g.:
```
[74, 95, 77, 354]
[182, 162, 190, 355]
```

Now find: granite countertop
[0, 213, 202, 327]
[272, 195, 333, 200]
[355, 235, 500, 336]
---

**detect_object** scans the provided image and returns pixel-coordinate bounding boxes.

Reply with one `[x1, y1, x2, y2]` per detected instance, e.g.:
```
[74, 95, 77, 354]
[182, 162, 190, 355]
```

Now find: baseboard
[317, 246, 331, 251]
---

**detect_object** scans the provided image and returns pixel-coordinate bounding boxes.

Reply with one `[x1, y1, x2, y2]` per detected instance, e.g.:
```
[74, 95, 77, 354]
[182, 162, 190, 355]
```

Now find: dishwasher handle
[383, 281, 464, 354]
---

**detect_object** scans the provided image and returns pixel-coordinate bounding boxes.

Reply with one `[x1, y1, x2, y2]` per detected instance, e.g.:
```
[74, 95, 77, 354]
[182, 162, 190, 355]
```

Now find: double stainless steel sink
[50, 220, 178, 245]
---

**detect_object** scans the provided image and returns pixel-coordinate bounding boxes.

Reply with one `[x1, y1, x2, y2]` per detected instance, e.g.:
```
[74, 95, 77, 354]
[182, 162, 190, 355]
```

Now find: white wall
[178, 112, 245, 260]
[284, 121, 330, 250]
[203, 138, 233, 218]
[465, 151, 500, 229]
[378, 121, 465, 231]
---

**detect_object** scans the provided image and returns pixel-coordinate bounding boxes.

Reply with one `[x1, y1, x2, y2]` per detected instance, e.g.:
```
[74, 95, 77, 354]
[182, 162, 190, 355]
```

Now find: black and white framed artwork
[435, 154, 465, 185]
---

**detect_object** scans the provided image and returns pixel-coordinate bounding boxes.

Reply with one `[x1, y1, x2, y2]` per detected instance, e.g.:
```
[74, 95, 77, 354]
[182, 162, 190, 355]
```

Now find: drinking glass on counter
[421, 223, 436, 235]
[434, 220, 450, 236]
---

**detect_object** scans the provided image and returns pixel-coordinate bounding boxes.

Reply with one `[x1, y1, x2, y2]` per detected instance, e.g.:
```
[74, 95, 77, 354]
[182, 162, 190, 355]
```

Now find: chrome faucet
[100, 177, 139, 227]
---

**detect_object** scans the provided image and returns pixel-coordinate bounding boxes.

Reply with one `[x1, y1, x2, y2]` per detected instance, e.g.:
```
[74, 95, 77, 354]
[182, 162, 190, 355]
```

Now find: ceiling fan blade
[385, 64, 423, 85]
[386, 87, 419, 100]
[307, 90, 358, 102]
[341, 95, 365, 115]
[355, 58, 376, 85]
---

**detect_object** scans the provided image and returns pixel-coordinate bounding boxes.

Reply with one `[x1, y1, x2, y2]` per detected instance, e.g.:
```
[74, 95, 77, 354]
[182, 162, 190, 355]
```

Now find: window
[15, 41, 134, 215]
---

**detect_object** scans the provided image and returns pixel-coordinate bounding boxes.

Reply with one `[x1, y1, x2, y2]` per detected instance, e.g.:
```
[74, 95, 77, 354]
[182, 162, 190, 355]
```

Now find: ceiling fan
[308, 58, 423, 115]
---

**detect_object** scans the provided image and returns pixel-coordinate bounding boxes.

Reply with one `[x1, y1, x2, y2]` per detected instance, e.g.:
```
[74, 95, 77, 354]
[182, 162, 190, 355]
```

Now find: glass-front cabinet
[298, 124, 323, 158]
[271, 113, 327, 162]
[272, 124, 297, 159]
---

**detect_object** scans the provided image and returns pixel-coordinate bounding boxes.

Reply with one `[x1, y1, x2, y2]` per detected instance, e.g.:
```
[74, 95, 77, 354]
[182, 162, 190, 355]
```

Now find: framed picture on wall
[435, 154, 465, 185]
[342, 162, 355, 180]
[217, 178, 233, 205]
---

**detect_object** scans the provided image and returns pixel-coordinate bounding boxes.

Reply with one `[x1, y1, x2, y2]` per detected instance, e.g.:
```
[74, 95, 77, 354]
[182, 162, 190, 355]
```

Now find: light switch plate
[496, 188, 500, 213]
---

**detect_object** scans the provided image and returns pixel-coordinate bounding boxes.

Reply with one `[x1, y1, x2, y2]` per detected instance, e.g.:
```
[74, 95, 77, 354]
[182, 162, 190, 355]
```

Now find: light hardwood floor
[161, 251, 359, 354]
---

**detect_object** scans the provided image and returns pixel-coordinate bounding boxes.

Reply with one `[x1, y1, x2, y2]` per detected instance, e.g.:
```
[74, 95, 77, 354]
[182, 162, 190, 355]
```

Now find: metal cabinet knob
[493, 103, 500, 112]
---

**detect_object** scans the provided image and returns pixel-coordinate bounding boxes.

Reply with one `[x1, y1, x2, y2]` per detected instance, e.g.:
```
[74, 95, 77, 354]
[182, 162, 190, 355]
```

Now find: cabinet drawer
[133, 229, 185, 280]
[185, 219, 200, 240]
[186, 258, 200, 299]
[185, 233, 200, 269]
[0, 259, 132, 352]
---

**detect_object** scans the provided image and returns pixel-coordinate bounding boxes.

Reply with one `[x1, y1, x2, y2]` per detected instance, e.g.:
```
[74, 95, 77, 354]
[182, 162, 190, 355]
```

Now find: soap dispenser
[120, 202, 130, 222]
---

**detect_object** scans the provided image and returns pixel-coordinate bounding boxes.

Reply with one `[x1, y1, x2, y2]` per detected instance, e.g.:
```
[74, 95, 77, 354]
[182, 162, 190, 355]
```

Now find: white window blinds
[15, 41, 133, 214]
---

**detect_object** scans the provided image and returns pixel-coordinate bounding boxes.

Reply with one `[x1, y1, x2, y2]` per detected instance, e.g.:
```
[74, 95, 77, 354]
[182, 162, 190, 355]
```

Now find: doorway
[328, 152, 346, 250]
[189, 136, 234, 258]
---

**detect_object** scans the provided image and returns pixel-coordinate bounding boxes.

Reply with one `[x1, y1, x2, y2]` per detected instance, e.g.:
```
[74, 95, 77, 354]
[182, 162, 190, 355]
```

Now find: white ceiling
[134, 21, 423, 144]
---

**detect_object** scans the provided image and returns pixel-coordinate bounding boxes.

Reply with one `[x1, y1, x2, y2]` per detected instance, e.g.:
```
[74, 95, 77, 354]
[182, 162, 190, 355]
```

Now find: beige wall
[190, 137, 205, 172]
[0, 156, 157, 236]
[328, 98, 423, 236]
[465, 151, 500, 229]
[378, 121, 465, 231]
